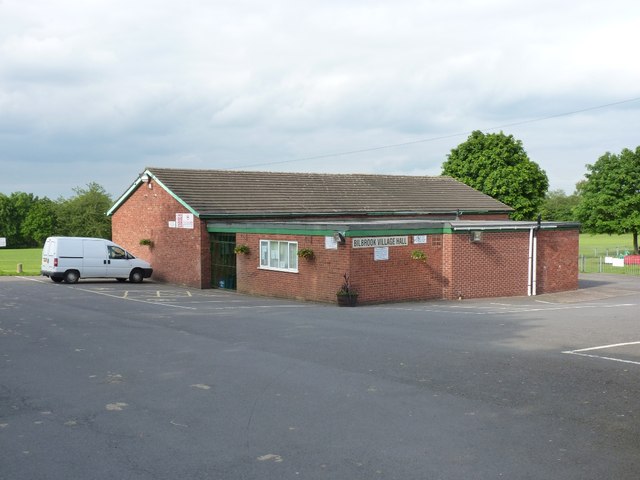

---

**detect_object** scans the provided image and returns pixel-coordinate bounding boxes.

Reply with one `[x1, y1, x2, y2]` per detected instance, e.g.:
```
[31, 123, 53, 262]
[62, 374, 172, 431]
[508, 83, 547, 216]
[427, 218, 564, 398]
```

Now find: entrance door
[211, 233, 237, 289]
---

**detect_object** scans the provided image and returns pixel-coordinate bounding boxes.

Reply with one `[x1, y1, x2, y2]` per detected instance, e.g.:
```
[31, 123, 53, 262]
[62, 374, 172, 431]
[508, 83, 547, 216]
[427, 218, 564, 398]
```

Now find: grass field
[0, 248, 41, 275]
[579, 233, 635, 257]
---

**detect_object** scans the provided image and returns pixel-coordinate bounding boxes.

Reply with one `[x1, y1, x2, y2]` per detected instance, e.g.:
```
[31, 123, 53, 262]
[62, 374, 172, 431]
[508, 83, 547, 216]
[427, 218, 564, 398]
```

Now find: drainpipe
[527, 227, 534, 296]
[528, 216, 542, 296]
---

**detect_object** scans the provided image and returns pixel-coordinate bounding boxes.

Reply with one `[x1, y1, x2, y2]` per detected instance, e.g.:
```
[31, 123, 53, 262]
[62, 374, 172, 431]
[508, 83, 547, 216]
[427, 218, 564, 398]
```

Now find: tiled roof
[144, 168, 512, 217]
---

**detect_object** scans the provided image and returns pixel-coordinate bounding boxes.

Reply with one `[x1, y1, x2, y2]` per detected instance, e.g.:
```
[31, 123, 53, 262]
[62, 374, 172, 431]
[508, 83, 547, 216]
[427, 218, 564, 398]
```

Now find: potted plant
[297, 248, 315, 260]
[234, 244, 250, 255]
[336, 273, 358, 307]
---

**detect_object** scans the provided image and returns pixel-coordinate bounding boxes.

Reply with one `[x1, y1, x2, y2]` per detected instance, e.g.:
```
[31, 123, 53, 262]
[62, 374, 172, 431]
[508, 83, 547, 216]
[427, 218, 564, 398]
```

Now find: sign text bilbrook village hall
[352, 236, 408, 249]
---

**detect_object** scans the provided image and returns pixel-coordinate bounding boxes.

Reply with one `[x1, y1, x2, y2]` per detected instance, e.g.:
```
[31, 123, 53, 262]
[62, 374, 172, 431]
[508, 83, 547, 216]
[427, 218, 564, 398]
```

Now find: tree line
[0, 182, 112, 248]
[1, 134, 639, 253]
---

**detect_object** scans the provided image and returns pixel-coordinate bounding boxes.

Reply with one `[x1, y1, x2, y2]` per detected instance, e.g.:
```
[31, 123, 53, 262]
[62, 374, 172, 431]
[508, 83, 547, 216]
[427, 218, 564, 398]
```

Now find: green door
[211, 233, 237, 289]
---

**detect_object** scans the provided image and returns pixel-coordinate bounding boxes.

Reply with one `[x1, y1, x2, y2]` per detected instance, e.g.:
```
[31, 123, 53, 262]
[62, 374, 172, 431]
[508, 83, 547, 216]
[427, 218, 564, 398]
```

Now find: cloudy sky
[1, 0, 639, 201]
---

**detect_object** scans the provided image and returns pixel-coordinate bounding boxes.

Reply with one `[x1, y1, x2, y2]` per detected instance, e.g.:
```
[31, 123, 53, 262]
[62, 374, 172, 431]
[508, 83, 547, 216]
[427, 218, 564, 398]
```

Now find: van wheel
[64, 270, 80, 284]
[51, 277, 64, 283]
[129, 269, 144, 283]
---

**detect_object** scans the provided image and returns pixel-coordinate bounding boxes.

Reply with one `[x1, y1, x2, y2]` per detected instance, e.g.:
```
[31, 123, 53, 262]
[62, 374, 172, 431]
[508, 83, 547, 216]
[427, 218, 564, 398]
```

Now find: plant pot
[337, 294, 358, 307]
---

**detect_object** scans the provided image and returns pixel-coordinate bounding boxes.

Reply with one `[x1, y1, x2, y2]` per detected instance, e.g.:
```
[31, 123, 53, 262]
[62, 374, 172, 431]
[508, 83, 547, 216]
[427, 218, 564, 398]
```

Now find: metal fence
[578, 254, 640, 276]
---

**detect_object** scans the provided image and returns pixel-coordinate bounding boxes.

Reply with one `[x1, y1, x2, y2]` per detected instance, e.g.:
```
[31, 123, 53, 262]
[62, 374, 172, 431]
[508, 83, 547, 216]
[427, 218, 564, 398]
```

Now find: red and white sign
[175, 213, 194, 229]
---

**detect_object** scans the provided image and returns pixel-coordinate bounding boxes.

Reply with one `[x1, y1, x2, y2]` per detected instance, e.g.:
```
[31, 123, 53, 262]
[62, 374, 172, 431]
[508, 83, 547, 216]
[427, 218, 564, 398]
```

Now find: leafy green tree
[0, 192, 39, 247]
[22, 197, 58, 246]
[540, 189, 581, 222]
[442, 130, 549, 220]
[0, 193, 18, 245]
[56, 182, 113, 238]
[575, 147, 640, 254]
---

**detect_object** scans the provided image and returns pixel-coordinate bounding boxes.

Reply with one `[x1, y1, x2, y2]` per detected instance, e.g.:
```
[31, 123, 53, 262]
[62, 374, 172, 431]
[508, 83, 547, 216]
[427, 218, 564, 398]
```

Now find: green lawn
[578, 233, 635, 257]
[0, 248, 42, 275]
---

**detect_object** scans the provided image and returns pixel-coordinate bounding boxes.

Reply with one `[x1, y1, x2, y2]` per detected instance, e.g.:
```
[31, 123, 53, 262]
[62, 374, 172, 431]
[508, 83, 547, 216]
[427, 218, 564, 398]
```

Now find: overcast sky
[1, 0, 639, 201]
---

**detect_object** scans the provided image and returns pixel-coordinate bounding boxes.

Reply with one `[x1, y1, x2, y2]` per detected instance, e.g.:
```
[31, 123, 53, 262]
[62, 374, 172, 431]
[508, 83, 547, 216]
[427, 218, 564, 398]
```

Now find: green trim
[208, 226, 337, 236]
[150, 174, 200, 218]
[107, 169, 200, 218]
[206, 224, 582, 236]
[343, 228, 446, 236]
[107, 178, 143, 216]
[208, 225, 451, 236]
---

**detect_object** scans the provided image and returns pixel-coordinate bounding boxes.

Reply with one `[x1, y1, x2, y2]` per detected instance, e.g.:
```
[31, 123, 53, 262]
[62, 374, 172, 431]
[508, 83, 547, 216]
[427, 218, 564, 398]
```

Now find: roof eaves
[107, 175, 144, 216]
[149, 171, 201, 217]
[107, 168, 201, 217]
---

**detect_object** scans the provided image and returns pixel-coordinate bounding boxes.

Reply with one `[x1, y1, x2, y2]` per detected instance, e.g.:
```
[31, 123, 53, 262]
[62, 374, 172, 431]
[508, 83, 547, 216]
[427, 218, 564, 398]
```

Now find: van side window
[108, 246, 126, 259]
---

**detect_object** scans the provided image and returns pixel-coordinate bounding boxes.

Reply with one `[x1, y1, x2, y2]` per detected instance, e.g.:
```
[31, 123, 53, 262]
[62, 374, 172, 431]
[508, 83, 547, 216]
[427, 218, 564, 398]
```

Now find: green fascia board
[107, 169, 200, 218]
[107, 177, 143, 216]
[343, 228, 448, 236]
[208, 226, 338, 236]
[208, 225, 450, 236]
[208, 223, 577, 236]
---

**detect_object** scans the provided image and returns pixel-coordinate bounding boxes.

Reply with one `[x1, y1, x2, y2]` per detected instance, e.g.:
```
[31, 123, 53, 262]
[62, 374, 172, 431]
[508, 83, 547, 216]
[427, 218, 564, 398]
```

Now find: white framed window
[260, 240, 298, 272]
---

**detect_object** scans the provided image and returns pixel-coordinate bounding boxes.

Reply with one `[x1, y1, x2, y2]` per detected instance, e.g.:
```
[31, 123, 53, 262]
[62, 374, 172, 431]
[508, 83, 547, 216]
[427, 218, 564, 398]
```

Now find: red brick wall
[111, 180, 211, 288]
[235, 229, 579, 303]
[443, 231, 531, 300]
[236, 233, 445, 304]
[236, 234, 350, 302]
[441, 228, 580, 300]
[536, 229, 579, 294]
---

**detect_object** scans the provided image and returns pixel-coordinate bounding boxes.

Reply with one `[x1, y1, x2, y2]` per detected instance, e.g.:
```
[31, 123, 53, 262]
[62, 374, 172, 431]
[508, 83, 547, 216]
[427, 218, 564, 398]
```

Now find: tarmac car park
[1, 274, 639, 479]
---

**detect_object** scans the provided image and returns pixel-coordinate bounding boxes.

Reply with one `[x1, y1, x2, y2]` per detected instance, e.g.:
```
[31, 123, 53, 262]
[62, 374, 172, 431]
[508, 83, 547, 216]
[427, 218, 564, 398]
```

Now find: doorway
[210, 233, 237, 289]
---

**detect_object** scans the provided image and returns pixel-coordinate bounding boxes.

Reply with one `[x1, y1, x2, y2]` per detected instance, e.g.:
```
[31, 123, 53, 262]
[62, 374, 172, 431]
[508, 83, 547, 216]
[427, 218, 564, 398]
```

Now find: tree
[540, 189, 581, 222]
[0, 193, 18, 245]
[22, 197, 58, 246]
[575, 147, 640, 254]
[0, 192, 39, 247]
[442, 130, 549, 220]
[56, 182, 113, 239]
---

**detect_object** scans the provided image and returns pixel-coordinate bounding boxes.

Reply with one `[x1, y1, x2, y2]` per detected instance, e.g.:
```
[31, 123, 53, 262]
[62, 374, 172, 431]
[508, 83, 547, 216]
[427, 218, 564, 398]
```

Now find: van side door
[82, 240, 108, 278]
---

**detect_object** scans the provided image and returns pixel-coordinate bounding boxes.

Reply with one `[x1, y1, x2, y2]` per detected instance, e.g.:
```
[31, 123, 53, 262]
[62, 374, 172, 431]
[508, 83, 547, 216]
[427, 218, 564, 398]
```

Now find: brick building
[108, 168, 579, 304]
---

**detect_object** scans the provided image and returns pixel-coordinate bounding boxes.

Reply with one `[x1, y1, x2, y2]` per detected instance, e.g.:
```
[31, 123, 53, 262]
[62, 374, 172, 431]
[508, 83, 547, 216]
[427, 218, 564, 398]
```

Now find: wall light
[333, 232, 346, 244]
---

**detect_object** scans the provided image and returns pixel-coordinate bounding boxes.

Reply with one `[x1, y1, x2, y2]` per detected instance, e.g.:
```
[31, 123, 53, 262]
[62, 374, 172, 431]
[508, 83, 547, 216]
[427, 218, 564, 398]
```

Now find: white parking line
[563, 341, 640, 366]
[71, 286, 198, 310]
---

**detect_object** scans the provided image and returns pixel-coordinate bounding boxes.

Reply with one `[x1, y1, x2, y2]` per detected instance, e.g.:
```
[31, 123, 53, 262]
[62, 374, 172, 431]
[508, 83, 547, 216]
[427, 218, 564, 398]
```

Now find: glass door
[210, 233, 237, 289]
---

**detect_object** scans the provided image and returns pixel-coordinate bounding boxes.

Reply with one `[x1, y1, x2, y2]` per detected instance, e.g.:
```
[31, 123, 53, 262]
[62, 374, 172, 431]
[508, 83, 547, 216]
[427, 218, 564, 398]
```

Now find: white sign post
[0, 237, 6, 247]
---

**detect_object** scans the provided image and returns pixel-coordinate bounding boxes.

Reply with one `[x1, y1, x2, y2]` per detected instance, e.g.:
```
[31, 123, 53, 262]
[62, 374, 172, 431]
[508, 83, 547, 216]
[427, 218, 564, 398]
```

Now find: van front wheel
[129, 269, 144, 283]
[64, 270, 80, 284]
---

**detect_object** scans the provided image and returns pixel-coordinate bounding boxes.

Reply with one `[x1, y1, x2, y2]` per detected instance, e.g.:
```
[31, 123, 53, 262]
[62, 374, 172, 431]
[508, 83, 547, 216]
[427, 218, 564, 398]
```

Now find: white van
[41, 237, 153, 284]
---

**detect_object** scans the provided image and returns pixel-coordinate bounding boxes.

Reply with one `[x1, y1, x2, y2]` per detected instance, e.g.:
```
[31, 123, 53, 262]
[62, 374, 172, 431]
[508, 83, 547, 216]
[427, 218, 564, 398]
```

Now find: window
[260, 240, 298, 272]
[108, 246, 130, 259]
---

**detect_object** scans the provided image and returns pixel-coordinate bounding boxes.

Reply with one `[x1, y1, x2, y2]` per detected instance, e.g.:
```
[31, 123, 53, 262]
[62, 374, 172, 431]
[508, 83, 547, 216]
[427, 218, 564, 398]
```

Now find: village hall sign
[352, 236, 408, 248]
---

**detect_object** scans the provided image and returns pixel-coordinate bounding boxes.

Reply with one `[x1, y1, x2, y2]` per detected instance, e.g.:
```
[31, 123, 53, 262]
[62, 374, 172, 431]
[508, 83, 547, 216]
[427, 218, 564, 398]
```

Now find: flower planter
[336, 294, 358, 307]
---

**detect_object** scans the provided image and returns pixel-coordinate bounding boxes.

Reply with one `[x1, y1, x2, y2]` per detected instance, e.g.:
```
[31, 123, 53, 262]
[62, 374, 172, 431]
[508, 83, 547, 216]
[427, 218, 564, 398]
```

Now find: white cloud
[1, 0, 639, 199]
